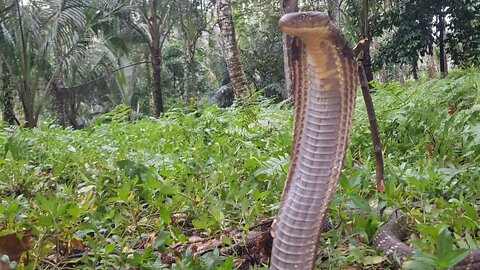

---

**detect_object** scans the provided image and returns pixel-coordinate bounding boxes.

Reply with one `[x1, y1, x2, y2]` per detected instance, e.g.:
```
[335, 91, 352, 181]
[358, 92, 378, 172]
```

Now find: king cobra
[270, 12, 356, 269]
[271, 11, 480, 270]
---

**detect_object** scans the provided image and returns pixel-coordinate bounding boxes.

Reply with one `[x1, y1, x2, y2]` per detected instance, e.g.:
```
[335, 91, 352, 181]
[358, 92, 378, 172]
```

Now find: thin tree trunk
[354, 40, 385, 193]
[1, 62, 17, 125]
[358, 62, 385, 193]
[52, 84, 67, 125]
[181, 36, 190, 103]
[217, 0, 249, 99]
[438, 11, 447, 75]
[361, 41, 374, 84]
[148, 0, 165, 117]
[150, 45, 164, 116]
[185, 43, 198, 103]
[379, 67, 387, 83]
[280, 0, 298, 99]
[52, 36, 68, 126]
[67, 90, 79, 129]
[180, 26, 199, 103]
[327, 0, 340, 27]
[427, 52, 437, 78]
[16, 0, 37, 128]
[398, 65, 405, 85]
[21, 99, 37, 128]
[411, 60, 418, 80]
[18, 83, 37, 128]
[358, 0, 374, 86]
[180, 0, 208, 103]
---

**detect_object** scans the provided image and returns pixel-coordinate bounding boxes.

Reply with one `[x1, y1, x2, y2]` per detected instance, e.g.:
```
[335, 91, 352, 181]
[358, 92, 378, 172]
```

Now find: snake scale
[270, 11, 480, 270]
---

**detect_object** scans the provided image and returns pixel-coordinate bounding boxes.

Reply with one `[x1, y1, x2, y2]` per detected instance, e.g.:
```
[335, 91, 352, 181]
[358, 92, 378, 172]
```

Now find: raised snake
[270, 11, 480, 270]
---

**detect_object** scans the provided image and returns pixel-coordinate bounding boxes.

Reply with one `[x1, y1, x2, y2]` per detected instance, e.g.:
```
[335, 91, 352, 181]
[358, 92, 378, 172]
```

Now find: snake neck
[271, 22, 357, 270]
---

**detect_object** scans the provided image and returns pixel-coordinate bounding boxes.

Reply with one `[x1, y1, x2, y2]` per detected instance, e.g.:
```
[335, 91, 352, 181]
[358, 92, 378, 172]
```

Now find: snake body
[271, 12, 357, 269]
[272, 11, 480, 270]
[374, 212, 480, 269]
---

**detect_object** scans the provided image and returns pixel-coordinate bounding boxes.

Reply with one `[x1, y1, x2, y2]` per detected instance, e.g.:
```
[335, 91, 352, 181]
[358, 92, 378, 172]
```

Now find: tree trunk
[17, 77, 37, 128]
[150, 45, 164, 117]
[327, 0, 340, 27]
[148, 0, 165, 117]
[361, 41, 374, 84]
[52, 85, 67, 125]
[67, 90, 79, 129]
[358, 0, 374, 86]
[184, 43, 198, 103]
[52, 36, 68, 126]
[180, 0, 207, 104]
[397, 65, 405, 86]
[427, 52, 437, 78]
[379, 67, 387, 83]
[13, 0, 37, 128]
[1, 62, 17, 125]
[216, 0, 250, 99]
[411, 60, 418, 80]
[358, 61, 385, 193]
[180, 27, 199, 103]
[181, 36, 190, 103]
[280, 0, 298, 99]
[353, 40, 385, 192]
[438, 11, 447, 75]
[21, 98, 37, 128]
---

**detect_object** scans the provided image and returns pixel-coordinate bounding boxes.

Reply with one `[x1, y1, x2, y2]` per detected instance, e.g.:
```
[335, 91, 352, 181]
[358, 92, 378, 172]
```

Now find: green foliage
[232, 1, 284, 96]
[95, 104, 132, 124]
[0, 69, 479, 268]
[446, 1, 480, 67]
[372, 0, 480, 69]
[372, 0, 437, 69]
[0, 96, 291, 268]
[403, 226, 469, 269]
[343, 68, 480, 268]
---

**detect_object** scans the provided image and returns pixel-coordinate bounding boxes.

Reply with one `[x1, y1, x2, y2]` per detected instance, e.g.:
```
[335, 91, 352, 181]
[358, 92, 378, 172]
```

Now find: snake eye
[299, 14, 306, 21]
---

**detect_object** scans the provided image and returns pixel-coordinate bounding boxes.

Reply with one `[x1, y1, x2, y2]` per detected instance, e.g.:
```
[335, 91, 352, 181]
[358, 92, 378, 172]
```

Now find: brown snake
[271, 12, 357, 269]
[271, 11, 480, 270]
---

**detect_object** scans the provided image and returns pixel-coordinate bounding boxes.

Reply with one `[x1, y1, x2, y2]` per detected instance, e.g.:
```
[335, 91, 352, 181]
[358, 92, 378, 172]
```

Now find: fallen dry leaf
[0, 230, 33, 270]
[68, 237, 85, 253]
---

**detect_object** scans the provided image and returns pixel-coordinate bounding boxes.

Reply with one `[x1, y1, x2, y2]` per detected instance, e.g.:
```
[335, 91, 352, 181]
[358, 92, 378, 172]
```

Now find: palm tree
[0, 1, 48, 127]
[124, 0, 178, 117]
[45, 0, 88, 127]
[0, 0, 139, 127]
[0, 0, 93, 127]
[1, 60, 17, 125]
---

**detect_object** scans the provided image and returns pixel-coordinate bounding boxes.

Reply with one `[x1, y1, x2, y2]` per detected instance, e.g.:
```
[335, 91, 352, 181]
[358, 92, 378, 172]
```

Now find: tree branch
[65, 61, 150, 90]
[354, 40, 385, 193]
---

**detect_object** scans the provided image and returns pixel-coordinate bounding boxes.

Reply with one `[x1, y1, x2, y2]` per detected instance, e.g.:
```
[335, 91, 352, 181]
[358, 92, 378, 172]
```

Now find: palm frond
[41, 0, 87, 53]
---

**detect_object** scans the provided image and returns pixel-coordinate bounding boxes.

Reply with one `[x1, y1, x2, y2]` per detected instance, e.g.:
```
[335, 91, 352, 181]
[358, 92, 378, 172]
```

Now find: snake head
[279, 11, 353, 59]
[279, 12, 331, 36]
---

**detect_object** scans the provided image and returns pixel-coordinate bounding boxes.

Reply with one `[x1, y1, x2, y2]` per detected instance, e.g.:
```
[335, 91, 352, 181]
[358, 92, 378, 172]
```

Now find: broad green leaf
[436, 227, 453, 259]
[104, 243, 115, 255]
[158, 206, 171, 225]
[463, 201, 478, 223]
[349, 195, 371, 212]
[444, 249, 469, 267]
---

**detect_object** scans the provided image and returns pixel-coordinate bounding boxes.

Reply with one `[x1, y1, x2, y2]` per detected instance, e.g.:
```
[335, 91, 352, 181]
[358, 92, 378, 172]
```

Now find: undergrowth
[0, 68, 479, 269]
